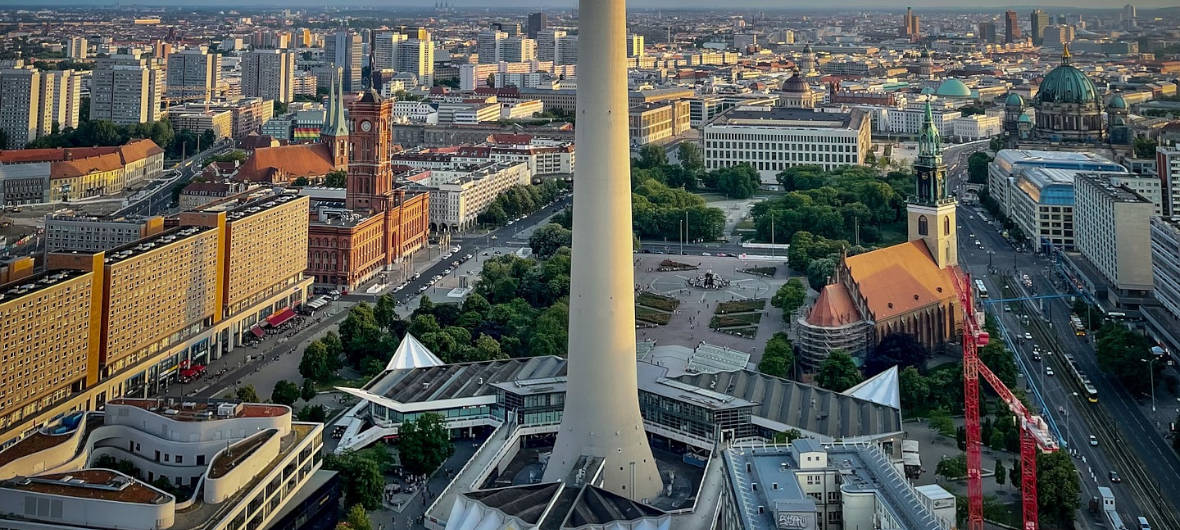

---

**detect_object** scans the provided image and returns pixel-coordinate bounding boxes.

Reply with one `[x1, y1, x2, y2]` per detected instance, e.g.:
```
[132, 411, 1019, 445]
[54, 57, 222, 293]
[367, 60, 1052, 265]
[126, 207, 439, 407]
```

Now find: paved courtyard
[633, 253, 791, 365]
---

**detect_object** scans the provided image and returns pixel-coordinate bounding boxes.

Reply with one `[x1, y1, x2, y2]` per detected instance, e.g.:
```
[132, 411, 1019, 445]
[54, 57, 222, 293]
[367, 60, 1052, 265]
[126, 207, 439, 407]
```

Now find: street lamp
[1142, 356, 1157, 413]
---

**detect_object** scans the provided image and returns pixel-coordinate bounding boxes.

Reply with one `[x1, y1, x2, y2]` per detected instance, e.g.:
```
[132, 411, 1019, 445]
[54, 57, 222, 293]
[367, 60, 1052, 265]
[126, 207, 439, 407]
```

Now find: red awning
[250, 325, 265, 338]
[266, 308, 297, 327]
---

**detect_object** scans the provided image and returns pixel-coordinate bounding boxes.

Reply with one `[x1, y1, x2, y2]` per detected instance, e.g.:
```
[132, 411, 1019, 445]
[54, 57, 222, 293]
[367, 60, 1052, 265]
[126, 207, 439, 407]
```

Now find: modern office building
[1148, 217, 1180, 356]
[500, 36, 536, 63]
[0, 191, 313, 451]
[1030, 10, 1050, 45]
[703, 106, 872, 180]
[1070, 173, 1154, 311]
[373, 30, 408, 71]
[1005, 10, 1022, 43]
[324, 30, 362, 91]
[718, 441, 948, 530]
[0, 399, 324, 530]
[536, 29, 567, 63]
[241, 49, 295, 103]
[89, 54, 165, 125]
[477, 30, 508, 64]
[987, 149, 1127, 250]
[627, 33, 645, 57]
[978, 21, 997, 43]
[165, 48, 221, 103]
[527, 11, 547, 38]
[167, 98, 274, 142]
[44, 213, 165, 253]
[628, 100, 692, 146]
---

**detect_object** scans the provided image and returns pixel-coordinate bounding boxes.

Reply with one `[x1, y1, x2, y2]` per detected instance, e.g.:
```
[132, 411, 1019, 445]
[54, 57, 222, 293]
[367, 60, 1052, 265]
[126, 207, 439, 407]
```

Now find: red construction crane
[953, 270, 1058, 530]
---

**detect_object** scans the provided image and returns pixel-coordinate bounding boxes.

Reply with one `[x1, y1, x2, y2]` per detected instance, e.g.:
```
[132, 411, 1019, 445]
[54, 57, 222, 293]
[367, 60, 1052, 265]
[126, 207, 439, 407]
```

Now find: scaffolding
[790, 305, 874, 369]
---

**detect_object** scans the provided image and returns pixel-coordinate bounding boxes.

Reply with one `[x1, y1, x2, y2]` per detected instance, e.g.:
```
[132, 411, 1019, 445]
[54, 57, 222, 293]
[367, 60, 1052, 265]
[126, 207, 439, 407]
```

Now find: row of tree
[754, 165, 910, 247]
[25, 117, 216, 160]
[325, 413, 452, 511]
[476, 180, 566, 226]
[634, 143, 763, 200]
[632, 177, 726, 242]
[770, 278, 806, 322]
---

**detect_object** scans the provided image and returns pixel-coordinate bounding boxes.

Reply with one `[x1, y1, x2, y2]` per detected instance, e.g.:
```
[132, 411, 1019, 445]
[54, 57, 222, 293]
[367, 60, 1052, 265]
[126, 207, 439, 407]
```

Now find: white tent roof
[385, 333, 444, 371]
[842, 365, 901, 410]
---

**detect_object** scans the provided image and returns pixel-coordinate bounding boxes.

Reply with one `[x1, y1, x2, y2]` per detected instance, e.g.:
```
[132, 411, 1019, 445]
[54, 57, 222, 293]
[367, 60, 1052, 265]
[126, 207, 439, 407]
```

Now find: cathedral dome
[1005, 93, 1024, 107]
[1036, 46, 1098, 105]
[782, 72, 811, 93]
[935, 78, 971, 98]
[1108, 94, 1127, 109]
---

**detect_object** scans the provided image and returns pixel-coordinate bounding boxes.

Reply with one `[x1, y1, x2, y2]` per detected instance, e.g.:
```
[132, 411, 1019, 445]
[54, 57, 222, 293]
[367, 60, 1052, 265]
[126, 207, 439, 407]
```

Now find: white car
[1045, 367, 1055, 376]
[1089, 435, 1099, 446]
[1024, 332, 1033, 340]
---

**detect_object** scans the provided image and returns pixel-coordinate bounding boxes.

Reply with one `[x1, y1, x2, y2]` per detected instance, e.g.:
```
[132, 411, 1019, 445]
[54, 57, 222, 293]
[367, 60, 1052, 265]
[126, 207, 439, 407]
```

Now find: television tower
[541, 0, 662, 501]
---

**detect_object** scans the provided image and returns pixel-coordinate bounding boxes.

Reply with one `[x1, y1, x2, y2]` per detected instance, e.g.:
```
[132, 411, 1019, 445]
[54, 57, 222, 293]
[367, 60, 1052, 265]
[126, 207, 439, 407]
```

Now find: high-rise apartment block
[1072, 173, 1154, 306]
[1030, 10, 1050, 45]
[501, 36, 536, 63]
[373, 30, 408, 70]
[241, 49, 296, 103]
[477, 30, 507, 64]
[978, 21, 997, 43]
[627, 33, 644, 57]
[0, 192, 313, 449]
[90, 54, 164, 125]
[397, 38, 435, 87]
[66, 37, 87, 60]
[0, 69, 41, 149]
[324, 30, 362, 91]
[1005, 10, 1022, 43]
[537, 30, 567, 63]
[166, 48, 222, 103]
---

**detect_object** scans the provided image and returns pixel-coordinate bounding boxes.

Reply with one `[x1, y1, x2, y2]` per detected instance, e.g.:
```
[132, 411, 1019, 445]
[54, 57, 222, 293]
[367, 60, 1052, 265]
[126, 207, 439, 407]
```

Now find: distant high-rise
[978, 21, 997, 43]
[477, 30, 507, 64]
[396, 38, 435, 87]
[373, 30, 408, 71]
[90, 54, 164, 125]
[241, 49, 296, 103]
[627, 33, 644, 57]
[66, 37, 87, 60]
[902, 6, 919, 41]
[166, 48, 221, 103]
[501, 36, 537, 63]
[493, 21, 522, 37]
[38, 70, 82, 134]
[1005, 10, 1022, 43]
[541, 0, 662, 501]
[537, 30, 567, 63]
[527, 11, 547, 38]
[1124, 3, 1137, 27]
[325, 30, 363, 91]
[1030, 10, 1049, 45]
[0, 69, 41, 149]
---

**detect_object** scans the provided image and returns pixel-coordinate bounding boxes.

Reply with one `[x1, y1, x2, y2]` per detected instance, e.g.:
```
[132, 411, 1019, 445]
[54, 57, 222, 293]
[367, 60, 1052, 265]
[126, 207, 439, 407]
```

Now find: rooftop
[101, 225, 212, 266]
[843, 241, 956, 321]
[1076, 172, 1154, 203]
[993, 149, 1125, 174]
[370, 356, 567, 406]
[108, 398, 289, 422]
[0, 268, 90, 306]
[711, 106, 858, 129]
[197, 190, 304, 222]
[1, 469, 170, 505]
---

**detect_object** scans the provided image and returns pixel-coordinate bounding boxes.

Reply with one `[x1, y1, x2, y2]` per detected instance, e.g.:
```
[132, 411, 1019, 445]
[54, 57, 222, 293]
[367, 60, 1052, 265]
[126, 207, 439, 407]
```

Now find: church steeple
[320, 67, 349, 169]
[907, 100, 957, 269]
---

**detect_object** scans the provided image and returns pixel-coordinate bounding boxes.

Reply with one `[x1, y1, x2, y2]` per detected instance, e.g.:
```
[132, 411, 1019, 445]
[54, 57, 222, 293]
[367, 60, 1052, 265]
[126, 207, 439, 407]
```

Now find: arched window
[918, 215, 928, 236]
[944, 216, 951, 235]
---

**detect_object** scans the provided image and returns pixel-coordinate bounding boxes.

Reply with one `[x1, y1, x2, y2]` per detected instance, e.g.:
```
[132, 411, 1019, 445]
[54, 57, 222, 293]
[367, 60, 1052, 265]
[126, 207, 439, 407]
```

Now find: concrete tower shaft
[540, 0, 662, 501]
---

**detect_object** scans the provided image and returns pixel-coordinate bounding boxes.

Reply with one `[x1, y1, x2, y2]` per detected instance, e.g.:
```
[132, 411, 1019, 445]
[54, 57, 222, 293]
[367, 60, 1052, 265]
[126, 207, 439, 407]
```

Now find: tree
[815, 350, 862, 392]
[374, 294, 399, 332]
[235, 385, 260, 402]
[928, 407, 955, 437]
[339, 303, 385, 366]
[899, 366, 930, 413]
[326, 448, 389, 510]
[935, 453, 967, 480]
[771, 278, 807, 319]
[967, 152, 992, 184]
[712, 164, 761, 199]
[301, 379, 318, 401]
[292, 176, 310, 186]
[324, 170, 347, 188]
[678, 141, 704, 174]
[338, 504, 372, 530]
[300, 340, 335, 382]
[271, 380, 301, 406]
[805, 257, 837, 291]
[1095, 322, 1156, 394]
[1009, 458, 1021, 489]
[994, 459, 1006, 486]
[475, 333, 503, 360]
[1037, 451, 1080, 526]
[1134, 136, 1158, 159]
[636, 144, 667, 169]
[758, 332, 794, 378]
[298, 404, 328, 422]
[529, 223, 572, 258]
[864, 333, 931, 377]
[396, 413, 454, 475]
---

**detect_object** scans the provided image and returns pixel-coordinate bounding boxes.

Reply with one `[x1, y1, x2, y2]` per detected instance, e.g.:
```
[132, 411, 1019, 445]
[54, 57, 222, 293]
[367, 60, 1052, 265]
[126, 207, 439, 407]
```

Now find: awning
[250, 325, 265, 338]
[266, 308, 297, 327]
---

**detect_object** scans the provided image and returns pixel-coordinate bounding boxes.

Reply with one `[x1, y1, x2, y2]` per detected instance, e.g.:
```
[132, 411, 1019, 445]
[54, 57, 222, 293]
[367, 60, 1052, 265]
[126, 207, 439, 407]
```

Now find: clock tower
[345, 89, 395, 212]
[907, 101, 957, 268]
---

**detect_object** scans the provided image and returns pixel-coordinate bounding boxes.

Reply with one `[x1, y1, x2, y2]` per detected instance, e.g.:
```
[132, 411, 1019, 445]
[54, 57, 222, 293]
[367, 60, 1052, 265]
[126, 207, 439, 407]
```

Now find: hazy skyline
[4, 0, 1179, 9]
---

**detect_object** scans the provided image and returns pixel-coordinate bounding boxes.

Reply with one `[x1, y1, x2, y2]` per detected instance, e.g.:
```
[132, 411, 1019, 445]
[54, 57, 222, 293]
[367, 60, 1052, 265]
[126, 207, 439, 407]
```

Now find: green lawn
[710, 312, 762, 328]
[715, 299, 767, 314]
[636, 305, 672, 325]
[636, 291, 680, 312]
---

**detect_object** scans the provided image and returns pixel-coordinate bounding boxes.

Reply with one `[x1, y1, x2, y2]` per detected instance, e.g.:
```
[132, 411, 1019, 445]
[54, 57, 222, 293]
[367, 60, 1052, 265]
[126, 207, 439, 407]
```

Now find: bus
[1070, 315, 1086, 336]
[975, 279, 989, 299]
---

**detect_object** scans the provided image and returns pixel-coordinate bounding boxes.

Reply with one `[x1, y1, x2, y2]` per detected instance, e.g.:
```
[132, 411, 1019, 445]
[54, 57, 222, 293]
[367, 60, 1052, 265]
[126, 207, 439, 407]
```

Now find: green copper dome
[1108, 94, 1127, 109]
[935, 78, 971, 98]
[1036, 46, 1098, 105]
[1005, 93, 1024, 107]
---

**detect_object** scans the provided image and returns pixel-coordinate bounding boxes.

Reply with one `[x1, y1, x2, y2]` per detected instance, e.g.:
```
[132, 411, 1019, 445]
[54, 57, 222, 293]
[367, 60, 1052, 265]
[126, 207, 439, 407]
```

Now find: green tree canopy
[815, 350, 862, 392]
[299, 340, 338, 382]
[678, 142, 704, 174]
[1096, 322, 1157, 394]
[326, 447, 391, 510]
[324, 170, 347, 188]
[967, 151, 992, 184]
[758, 332, 795, 379]
[235, 385, 260, 402]
[339, 303, 386, 366]
[338, 504, 373, 530]
[529, 223, 572, 258]
[396, 413, 454, 475]
[864, 333, 930, 377]
[936, 453, 967, 480]
[1036, 451, 1080, 526]
[771, 278, 807, 321]
[270, 380, 300, 406]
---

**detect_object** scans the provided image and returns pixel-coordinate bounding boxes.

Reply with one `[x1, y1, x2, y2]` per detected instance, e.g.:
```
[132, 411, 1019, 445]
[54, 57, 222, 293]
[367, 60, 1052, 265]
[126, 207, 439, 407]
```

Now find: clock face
[360, 120, 372, 132]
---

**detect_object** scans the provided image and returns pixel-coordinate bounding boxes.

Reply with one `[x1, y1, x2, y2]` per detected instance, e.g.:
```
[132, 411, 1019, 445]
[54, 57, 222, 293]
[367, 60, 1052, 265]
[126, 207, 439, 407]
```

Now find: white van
[1138, 516, 1151, 530]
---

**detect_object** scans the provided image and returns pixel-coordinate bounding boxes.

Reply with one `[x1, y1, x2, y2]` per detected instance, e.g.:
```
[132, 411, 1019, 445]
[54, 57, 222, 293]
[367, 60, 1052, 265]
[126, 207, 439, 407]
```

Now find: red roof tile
[235, 143, 337, 183]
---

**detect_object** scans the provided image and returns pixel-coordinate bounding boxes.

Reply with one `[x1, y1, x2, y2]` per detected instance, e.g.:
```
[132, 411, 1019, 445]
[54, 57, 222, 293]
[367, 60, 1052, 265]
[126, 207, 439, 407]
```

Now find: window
[944, 216, 951, 235]
[918, 215, 928, 236]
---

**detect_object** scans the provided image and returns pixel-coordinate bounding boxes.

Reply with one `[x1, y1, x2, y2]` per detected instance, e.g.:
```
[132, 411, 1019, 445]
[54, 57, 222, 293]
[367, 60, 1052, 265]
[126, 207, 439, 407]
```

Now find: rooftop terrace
[1, 469, 170, 505]
[109, 398, 289, 422]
